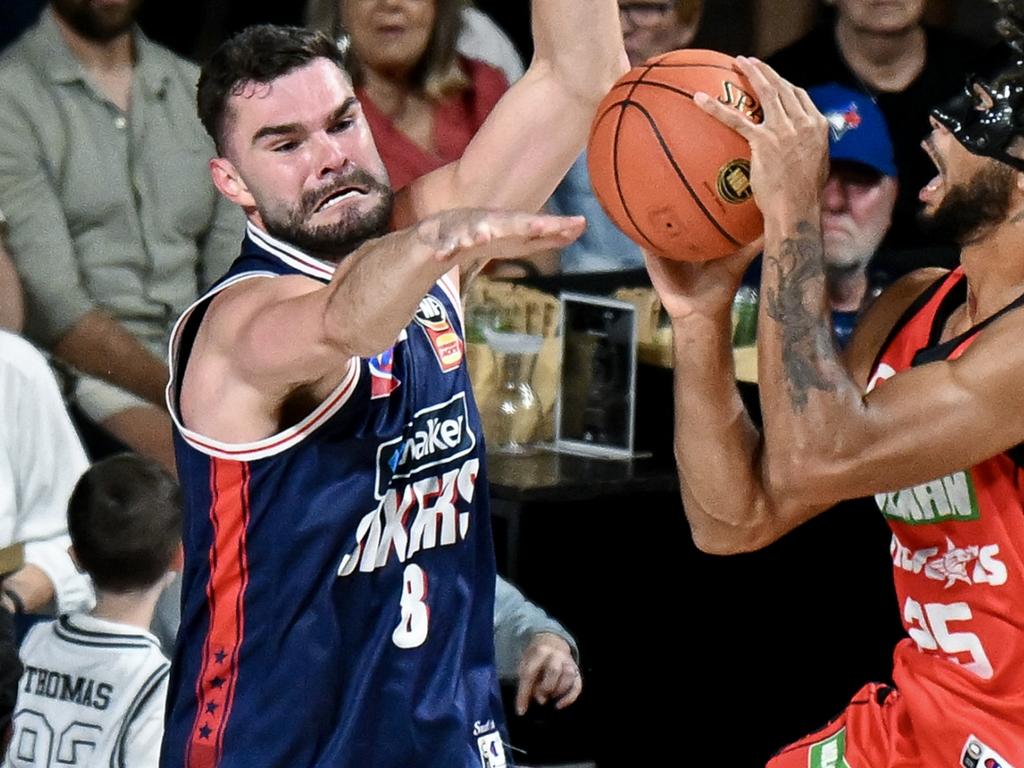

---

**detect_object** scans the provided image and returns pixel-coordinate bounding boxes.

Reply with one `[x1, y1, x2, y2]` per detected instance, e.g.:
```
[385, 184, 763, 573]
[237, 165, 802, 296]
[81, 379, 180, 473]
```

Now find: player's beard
[261, 168, 395, 260]
[51, 0, 142, 42]
[918, 160, 1016, 246]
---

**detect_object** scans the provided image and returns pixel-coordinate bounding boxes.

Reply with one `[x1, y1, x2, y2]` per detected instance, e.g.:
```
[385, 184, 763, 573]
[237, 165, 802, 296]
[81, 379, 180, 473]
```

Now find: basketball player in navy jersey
[645, 16, 1024, 768]
[160, 5, 627, 768]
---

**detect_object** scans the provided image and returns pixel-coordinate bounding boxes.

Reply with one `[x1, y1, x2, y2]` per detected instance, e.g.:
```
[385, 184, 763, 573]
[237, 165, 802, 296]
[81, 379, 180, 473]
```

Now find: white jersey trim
[437, 271, 464, 329]
[246, 222, 336, 281]
[165, 270, 362, 462]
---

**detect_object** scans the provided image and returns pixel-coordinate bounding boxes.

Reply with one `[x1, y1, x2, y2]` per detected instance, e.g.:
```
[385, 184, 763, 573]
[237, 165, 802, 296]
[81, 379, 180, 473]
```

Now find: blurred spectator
[767, 0, 983, 252]
[0, 221, 24, 334]
[0, 331, 93, 617]
[306, 0, 510, 191]
[811, 83, 898, 347]
[549, 0, 702, 273]
[5, 455, 179, 767]
[0, 0, 244, 471]
[746, 83, 899, 348]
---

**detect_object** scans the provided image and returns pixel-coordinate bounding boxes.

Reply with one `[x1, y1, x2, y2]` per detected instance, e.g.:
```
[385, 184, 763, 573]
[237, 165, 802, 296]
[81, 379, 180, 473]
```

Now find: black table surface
[486, 448, 678, 503]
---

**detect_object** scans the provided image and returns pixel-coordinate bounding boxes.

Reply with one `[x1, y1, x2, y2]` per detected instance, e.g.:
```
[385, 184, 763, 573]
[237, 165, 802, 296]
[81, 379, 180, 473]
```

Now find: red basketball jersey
[866, 266, 1024, 763]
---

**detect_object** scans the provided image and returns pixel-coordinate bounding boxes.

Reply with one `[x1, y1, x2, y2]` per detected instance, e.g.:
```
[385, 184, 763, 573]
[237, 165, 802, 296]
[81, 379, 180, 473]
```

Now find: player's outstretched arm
[203, 210, 583, 394]
[679, 57, 1024, 553]
[393, 0, 629, 226]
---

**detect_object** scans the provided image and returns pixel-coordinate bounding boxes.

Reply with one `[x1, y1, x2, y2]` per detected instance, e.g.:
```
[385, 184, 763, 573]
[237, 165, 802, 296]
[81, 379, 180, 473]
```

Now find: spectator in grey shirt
[0, 0, 244, 470]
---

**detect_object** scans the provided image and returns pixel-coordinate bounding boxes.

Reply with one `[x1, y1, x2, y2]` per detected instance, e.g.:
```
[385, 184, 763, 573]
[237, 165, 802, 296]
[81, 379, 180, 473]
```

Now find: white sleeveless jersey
[5, 614, 170, 768]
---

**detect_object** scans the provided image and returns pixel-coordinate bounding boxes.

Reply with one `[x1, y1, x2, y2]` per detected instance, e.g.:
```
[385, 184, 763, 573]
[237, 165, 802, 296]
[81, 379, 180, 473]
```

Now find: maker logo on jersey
[414, 295, 463, 372]
[369, 346, 401, 399]
[374, 393, 477, 499]
[875, 470, 980, 525]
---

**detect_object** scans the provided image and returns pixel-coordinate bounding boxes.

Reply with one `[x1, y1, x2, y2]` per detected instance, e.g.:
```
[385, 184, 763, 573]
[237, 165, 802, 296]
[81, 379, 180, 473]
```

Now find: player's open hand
[515, 632, 582, 716]
[416, 209, 584, 267]
[693, 57, 828, 223]
[644, 236, 763, 321]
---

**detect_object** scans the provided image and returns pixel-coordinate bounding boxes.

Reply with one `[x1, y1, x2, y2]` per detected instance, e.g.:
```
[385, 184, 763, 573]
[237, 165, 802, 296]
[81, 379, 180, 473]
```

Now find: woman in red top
[306, 0, 510, 190]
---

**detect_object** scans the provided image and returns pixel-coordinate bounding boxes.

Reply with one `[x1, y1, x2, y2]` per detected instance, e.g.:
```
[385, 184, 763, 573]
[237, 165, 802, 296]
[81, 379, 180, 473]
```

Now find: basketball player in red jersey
[645, 9, 1024, 768]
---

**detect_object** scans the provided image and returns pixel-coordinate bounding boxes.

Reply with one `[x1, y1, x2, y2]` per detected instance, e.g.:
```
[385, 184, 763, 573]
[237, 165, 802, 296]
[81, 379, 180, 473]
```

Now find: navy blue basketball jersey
[161, 223, 508, 768]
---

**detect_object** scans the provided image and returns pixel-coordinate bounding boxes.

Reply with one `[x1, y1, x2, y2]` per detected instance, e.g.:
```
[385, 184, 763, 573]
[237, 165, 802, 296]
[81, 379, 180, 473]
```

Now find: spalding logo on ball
[588, 49, 764, 262]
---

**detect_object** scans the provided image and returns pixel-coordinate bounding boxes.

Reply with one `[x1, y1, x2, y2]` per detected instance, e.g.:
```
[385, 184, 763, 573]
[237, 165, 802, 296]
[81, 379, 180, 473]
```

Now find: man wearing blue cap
[811, 83, 898, 347]
[742, 83, 898, 347]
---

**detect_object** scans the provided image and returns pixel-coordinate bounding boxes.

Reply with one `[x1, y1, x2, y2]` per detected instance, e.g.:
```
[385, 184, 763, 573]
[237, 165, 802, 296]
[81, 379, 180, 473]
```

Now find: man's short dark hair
[68, 455, 182, 593]
[197, 24, 349, 153]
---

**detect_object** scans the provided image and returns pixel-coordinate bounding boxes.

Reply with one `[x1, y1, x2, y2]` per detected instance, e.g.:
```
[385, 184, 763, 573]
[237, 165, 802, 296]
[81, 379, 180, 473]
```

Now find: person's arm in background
[494, 575, 582, 715]
[0, 222, 24, 334]
[0, 98, 168, 407]
[0, 335, 93, 614]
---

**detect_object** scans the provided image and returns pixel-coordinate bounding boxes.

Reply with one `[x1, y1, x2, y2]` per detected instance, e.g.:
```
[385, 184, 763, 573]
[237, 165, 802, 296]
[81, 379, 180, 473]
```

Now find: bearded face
[918, 158, 1016, 245]
[255, 165, 394, 259]
[51, 0, 143, 42]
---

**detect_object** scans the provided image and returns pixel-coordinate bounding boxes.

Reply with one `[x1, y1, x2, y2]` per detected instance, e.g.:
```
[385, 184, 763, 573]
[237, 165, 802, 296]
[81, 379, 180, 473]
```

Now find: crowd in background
[0, 0, 999, 763]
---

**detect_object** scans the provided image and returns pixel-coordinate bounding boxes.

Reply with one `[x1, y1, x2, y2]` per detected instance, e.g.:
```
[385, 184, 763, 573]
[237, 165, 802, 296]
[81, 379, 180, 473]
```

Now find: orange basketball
[588, 49, 764, 262]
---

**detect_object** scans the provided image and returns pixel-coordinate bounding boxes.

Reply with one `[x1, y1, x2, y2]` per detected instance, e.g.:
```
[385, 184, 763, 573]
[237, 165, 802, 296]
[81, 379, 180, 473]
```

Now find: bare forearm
[671, 309, 770, 553]
[4, 564, 54, 613]
[54, 311, 168, 406]
[758, 215, 865, 501]
[322, 226, 453, 358]
[0, 242, 24, 333]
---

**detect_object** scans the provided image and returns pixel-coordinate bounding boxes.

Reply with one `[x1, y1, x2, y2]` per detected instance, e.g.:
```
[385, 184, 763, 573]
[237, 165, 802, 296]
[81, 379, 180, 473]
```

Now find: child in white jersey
[5, 455, 181, 768]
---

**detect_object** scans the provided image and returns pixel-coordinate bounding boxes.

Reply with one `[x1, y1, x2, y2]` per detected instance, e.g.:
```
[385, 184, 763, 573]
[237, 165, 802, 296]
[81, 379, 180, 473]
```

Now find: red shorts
[767, 683, 1019, 768]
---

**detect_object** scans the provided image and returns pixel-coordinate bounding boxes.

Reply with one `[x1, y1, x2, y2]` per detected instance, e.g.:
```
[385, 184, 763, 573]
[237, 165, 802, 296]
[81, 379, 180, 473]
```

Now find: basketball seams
[627, 99, 743, 247]
[609, 62, 663, 251]
[590, 53, 759, 259]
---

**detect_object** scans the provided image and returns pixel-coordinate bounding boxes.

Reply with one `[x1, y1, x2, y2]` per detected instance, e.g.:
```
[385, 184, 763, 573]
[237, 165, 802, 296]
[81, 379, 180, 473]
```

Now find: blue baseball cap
[808, 83, 897, 177]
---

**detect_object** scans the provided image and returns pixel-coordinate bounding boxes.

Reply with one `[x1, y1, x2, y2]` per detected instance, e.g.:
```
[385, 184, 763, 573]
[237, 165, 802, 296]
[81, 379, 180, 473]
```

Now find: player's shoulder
[204, 273, 320, 340]
[845, 267, 949, 381]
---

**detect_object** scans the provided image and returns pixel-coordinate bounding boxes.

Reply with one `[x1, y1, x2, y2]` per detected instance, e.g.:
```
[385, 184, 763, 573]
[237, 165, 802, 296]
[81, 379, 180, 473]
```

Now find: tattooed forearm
[764, 221, 838, 412]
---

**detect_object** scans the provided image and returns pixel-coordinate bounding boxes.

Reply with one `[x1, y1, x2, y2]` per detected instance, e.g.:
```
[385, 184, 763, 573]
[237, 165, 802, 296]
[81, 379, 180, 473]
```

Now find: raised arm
[653, 57, 1024, 554]
[202, 210, 583, 400]
[393, 0, 629, 225]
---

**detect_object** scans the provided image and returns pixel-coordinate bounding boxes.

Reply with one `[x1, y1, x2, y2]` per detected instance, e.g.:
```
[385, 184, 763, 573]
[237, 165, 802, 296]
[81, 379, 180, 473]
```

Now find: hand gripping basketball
[587, 49, 766, 262]
[693, 56, 829, 224]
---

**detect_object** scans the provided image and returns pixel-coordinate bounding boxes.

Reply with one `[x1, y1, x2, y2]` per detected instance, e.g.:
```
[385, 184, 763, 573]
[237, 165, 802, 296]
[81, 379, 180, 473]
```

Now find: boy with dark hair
[4, 455, 182, 768]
